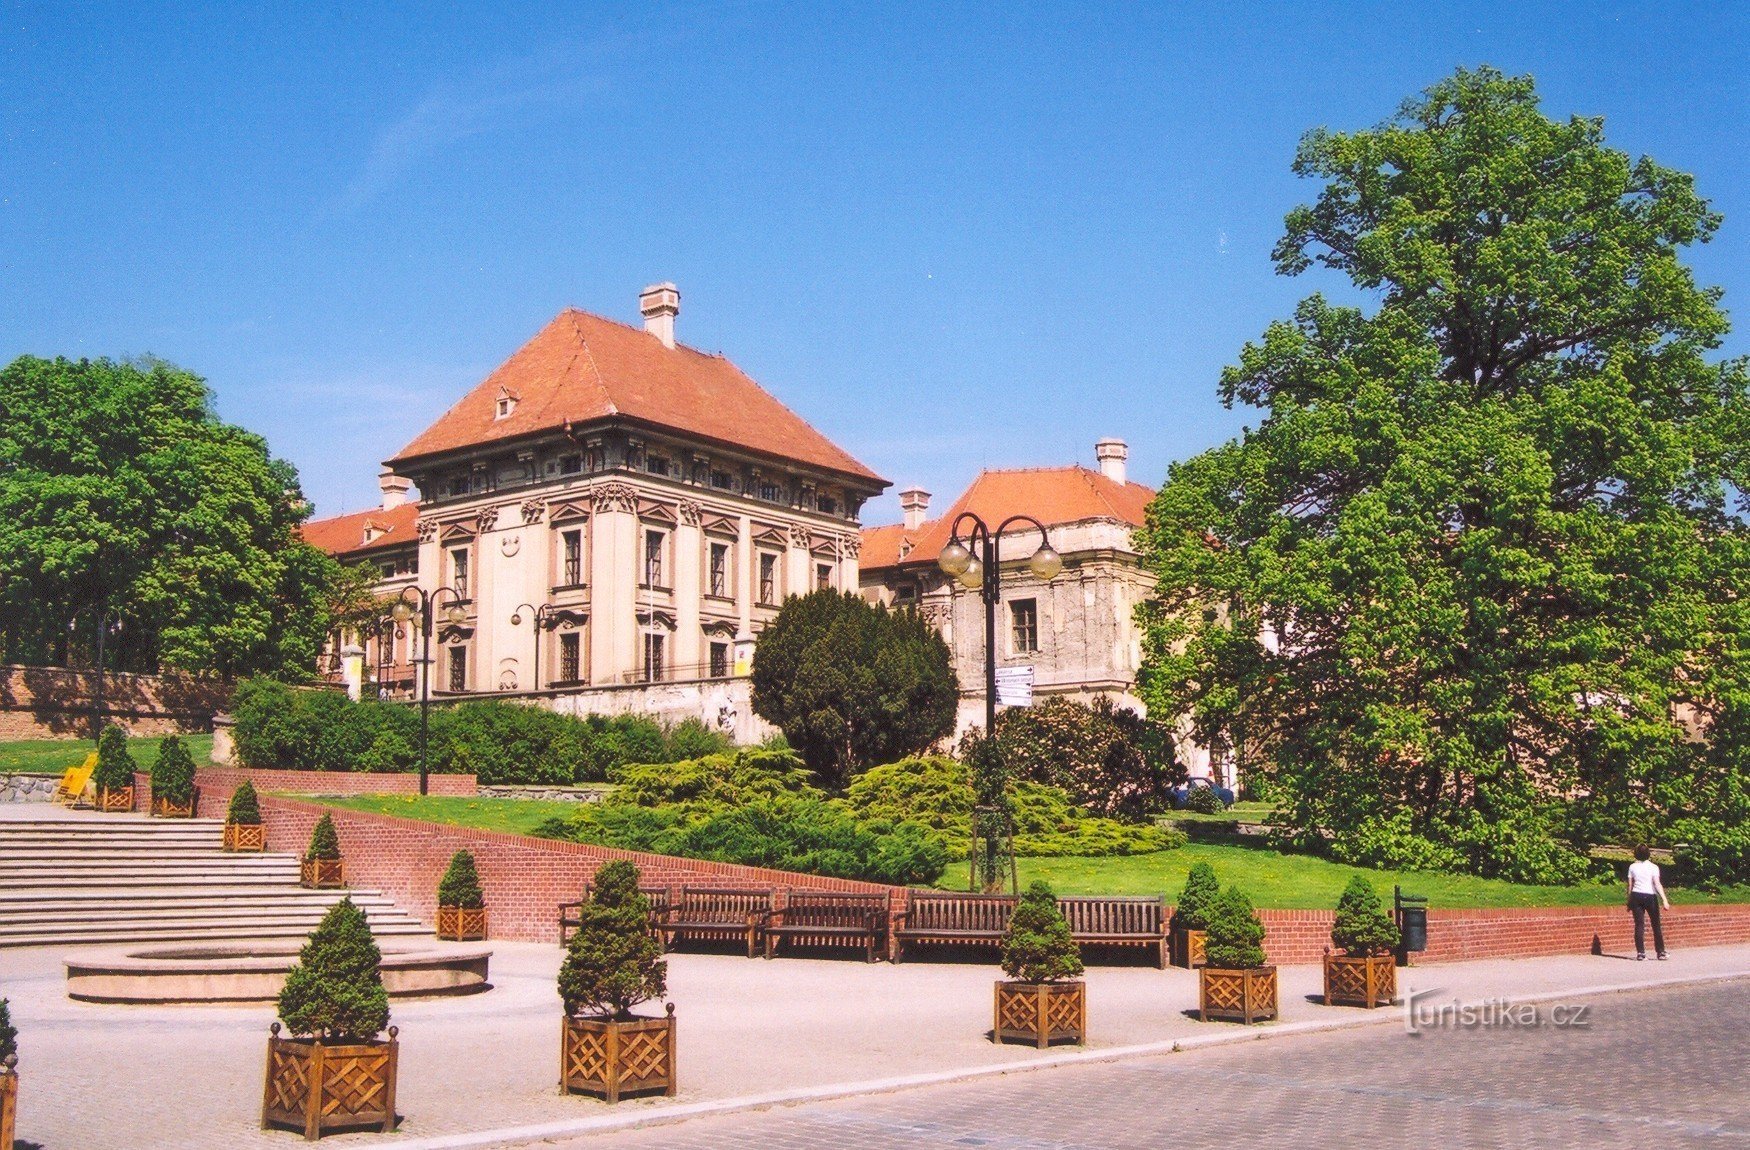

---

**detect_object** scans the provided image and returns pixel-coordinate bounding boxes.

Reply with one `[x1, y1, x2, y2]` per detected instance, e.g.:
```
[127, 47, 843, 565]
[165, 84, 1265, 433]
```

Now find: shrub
[0, 995, 15, 1063]
[990, 696, 1177, 819]
[1329, 876, 1399, 956]
[305, 813, 341, 861]
[226, 780, 262, 825]
[1173, 863, 1221, 931]
[92, 724, 136, 793]
[437, 850, 484, 909]
[150, 735, 196, 806]
[558, 860, 667, 1020]
[1670, 816, 1750, 887]
[1184, 785, 1223, 815]
[1000, 881, 1084, 983]
[1202, 887, 1267, 970]
[660, 717, 733, 761]
[611, 751, 817, 809]
[277, 898, 390, 1041]
[230, 677, 303, 768]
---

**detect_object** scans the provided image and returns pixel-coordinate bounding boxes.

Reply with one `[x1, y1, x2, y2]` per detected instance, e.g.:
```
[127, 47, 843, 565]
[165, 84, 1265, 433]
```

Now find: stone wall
[541, 676, 774, 746]
[476, 784, 614, 803]
[0, 772, 58, 803]
[0, 664, 227, 740]
[128, 767, 479, 814]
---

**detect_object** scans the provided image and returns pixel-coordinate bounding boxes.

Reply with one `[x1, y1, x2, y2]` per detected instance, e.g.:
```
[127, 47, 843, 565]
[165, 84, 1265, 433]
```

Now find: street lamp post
[77, 609, 123, 744]
[937, 513, 1063, 892]
[389, 585, 469, 796]
[510, 603, 555, 693]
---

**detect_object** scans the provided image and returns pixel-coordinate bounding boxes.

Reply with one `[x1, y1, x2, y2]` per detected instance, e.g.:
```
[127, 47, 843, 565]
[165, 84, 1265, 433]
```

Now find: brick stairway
[0, 808, 428, 947]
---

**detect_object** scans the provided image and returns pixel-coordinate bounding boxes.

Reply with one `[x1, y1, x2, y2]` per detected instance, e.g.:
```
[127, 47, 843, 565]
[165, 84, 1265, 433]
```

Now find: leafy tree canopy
[751, 590, 958, 787]
[992, 696, 1178, 819]
[0, 355, 349, 679]
[1137, 67, 1750, 883]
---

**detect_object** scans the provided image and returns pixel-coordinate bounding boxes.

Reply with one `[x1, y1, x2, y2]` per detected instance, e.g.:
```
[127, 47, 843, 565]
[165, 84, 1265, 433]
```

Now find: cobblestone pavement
[561, 978, 1750, 1150]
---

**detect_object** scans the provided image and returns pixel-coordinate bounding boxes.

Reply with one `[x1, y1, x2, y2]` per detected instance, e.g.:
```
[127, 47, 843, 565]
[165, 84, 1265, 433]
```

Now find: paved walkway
[5, 936, 1750, 1148]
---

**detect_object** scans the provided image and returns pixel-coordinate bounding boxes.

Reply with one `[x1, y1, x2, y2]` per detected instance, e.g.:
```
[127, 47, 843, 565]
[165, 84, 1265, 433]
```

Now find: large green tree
[751, 589, 958, 788]
[0, 355, 347, 678]
[1136, 68, 1750, 883]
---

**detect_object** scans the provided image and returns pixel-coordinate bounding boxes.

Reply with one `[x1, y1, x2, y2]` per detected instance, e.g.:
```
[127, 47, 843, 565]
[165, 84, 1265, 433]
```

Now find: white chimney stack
[378, 468, 411, 510]
[639, 282, 680, 348]
[1095, 438, 1128, 484]
[898, 486, 931, 531]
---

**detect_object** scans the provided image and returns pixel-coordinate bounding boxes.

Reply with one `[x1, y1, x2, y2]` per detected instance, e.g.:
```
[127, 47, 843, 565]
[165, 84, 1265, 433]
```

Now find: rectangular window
[450, 548, 470, 598]
[646, 454, 670, 477]
[709, 641, 729, 679]
[816, 562, 834, 591]
[759, 481, 782, 503]
[447, 474, 471, 497]
[758, 553, 778, 605]
[561, 530, 582, 586]
[558, 454, 582, 475]
[894, 582, 917, 604]
[642, 633, 666, 682]
[559, 632, 580, 683]
[447, 646, 467, 692]
[710, 470, 734, 491]
[709, 543, 729, 597]
[1011, 598, 1039, 655]
[817, 495, 837, 515]
[643, 530, 666, 587]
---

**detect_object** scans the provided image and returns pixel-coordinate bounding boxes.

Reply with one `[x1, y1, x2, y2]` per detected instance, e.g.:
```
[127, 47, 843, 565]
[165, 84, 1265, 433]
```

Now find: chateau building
[303, 285, 887, 740]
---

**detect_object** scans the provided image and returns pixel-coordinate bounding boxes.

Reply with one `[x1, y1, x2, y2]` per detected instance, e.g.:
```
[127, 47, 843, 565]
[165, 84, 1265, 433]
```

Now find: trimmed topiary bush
[306, 813, 341, 861]
[277, 898, 390, 1041]
[1203, 886, 1267, 970]
[1173, 862, 1221, 931]
[1330, 876, 1400, 957]
[91, 724, 136, 793]
[0, 995, 16, 1063]
[227, 780, 262, 824]
[558, 860, 667, 1020]
[1000, 882, 1084, 983]
[437, 850, 484, 909]
[1184, 785, 1224, 815]
[151, 735, 197, 806]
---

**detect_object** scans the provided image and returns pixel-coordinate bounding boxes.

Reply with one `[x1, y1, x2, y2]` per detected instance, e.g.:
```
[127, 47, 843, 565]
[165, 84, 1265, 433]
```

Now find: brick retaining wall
[126, 767, 479, 813]
[0, 664, 226, 739]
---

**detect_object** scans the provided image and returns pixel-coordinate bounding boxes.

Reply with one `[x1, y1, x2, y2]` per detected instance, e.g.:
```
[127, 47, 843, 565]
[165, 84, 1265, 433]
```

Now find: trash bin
[1394, 885, 1428, 965]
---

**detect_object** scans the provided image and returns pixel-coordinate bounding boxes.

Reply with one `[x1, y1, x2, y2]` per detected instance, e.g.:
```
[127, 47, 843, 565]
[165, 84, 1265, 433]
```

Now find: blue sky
[4, 2, 1746, 525]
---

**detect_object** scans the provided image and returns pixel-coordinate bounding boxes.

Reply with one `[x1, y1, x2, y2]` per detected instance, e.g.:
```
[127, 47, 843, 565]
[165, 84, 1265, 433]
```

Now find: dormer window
[494, 388, 519, 420]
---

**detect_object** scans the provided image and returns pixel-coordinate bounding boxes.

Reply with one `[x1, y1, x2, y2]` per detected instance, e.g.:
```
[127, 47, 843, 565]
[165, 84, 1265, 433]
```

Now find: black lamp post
[389, 585, 468, 795]
[510, 602, 555, 693]
[77, 609, 124, 744]
[937, 512, 1063, 891]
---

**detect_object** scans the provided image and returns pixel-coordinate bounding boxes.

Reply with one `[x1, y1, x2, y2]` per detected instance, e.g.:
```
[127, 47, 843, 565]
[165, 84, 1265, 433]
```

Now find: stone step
[0, 905, 425, 930]
[0, 887, 402, 906]
[0, 848, 290, 862]
[0, 818, 227, 831]
[0, 866, 302, 884]
[0, 920, 433, 949]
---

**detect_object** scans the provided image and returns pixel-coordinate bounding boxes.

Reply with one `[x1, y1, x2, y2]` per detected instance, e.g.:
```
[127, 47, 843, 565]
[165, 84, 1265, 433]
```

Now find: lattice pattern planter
[97, 786, 134, 813]
[1, 1057, 16, 1150]
[151, 794, 197, 818]
[560, 1007, 677, 1103]
[261, 1025, 398, 1141]
[436, 906, 487, 942]
[1199, 966, 1279, 1024]
[1323, 951, 1397, 1008]
[1172, 926, 1207, 969]
[224, 822, 267, 852]
[300, 858, 345, 889]
[993, 980, 1086, 1049]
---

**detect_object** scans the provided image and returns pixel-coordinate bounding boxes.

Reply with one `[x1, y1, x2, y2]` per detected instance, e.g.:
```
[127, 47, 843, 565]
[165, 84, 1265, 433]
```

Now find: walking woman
[1627, 845, 1669, 960]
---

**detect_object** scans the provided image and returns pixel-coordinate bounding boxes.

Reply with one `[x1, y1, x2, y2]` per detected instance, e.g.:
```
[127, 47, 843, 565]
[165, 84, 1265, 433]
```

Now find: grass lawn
[315, 794, 581, 837]
[0, 733, 216, 774]
[1158, 800, 1276, 826]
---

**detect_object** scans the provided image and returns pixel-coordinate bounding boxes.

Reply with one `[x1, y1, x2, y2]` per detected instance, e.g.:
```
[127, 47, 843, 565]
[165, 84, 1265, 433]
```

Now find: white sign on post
[995, 665, 1035, 708]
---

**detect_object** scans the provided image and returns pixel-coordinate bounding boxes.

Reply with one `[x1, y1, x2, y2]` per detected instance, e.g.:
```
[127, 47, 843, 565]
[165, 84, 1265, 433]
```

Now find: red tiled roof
[300, 502, 421, 558]
[388, 308, 884, 484]
[860, 466, 1153, 572]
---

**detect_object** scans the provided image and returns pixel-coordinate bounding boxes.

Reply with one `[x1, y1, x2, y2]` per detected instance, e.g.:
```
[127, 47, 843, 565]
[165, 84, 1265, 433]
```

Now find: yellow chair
[53, 752, 98, 807]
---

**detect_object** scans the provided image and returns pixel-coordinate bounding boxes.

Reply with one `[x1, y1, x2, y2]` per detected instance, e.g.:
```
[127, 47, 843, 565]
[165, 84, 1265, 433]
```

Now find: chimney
[639, 282, 680, 348]
[898, 486, 931, 531]
[378, 468, 411, 511]
[1095, 438, 1128, 484]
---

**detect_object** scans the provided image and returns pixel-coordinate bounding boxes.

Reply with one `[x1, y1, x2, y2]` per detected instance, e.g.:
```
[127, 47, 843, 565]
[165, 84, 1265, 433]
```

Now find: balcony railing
[619, 661, 742, 685]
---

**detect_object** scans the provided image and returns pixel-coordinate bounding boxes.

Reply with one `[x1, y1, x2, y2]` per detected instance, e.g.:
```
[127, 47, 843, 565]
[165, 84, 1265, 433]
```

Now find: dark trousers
[1630, 892, 1666, 955]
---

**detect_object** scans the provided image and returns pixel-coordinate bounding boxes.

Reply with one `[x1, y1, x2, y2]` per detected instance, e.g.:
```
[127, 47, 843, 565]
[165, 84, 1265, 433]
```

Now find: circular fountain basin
[65, 943, 492, 1004]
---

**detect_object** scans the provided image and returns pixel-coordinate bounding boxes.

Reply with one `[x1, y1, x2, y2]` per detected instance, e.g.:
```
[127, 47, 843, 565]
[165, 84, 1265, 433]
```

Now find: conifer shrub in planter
[993, 881, 1086, 1048]
[435, 850, 487, 941]
[92, 725, 137, 812]
[1171, 862, 1220, 968]
[262, 899, 398, 1139]
[558, 860, 675, 1102]
[1197, 886, 1277, 1024]
[224, 781, 267, 852]
[1, 996, 17, 1150]
[300, 814, 345, 889]
[1323, 876, 1401, 1008]
[149, 735, 198, 817]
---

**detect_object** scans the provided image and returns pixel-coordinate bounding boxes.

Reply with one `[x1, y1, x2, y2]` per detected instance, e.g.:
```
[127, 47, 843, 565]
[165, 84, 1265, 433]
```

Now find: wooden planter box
[993, 980, 1086, 1049]
[1, 1057, 16, 1150]
[1199, 965, 1279, 1024]
[96, 786, 134, 813]
[261, 1025, 398, 1141]
[300, 857, 345, 889]
[151, 793, 197, 818]
[1172, 926, 1207, 968]
[1323, 951, 1397, 1008]
[560, 1007, 677, 1102]
[436, 905, 487, 941]
[224, 822, 267, 852]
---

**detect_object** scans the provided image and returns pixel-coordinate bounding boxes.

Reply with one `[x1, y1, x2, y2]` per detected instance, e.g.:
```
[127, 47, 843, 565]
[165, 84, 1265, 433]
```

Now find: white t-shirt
[1628, 859, 1661, 895]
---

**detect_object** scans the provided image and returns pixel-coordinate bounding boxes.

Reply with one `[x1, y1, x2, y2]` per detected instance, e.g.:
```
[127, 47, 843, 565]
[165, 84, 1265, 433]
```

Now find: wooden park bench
[758, 891, 890, 962]
[889, 892, 1017, 962]
[557, 883, 671, 946]
[655, 886, 774, 958]
[1058, 895, 1169, 968]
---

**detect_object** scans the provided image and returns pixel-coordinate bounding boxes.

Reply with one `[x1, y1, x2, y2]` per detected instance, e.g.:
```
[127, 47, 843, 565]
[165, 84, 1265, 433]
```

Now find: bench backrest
[576, 884, 670, 909]
[677, 886, 773, 922]
[905, 892, 1017, 932]
[1057, 896, 1165, 936]
[782, 892, 888, 928]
